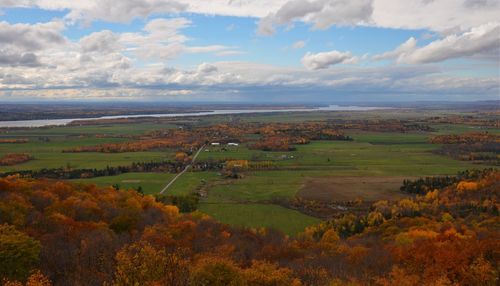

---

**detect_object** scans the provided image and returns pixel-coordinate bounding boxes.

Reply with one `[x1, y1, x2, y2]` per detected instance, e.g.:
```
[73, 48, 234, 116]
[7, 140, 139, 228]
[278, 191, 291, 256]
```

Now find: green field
[0, 136, 174, 172]
[73, 172, 174, 194]
[73, 171, 218, 195]
[198, 203, 320, 236]
[1, 109, 497, 235]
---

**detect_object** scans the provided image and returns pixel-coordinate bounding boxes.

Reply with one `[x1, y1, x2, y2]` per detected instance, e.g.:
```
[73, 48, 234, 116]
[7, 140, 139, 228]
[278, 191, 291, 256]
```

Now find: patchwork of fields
[1, 111, 497, 235]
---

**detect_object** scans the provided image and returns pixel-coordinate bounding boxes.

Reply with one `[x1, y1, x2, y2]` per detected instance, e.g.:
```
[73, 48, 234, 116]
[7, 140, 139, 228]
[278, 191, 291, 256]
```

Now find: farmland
[0, 108, 498, 235]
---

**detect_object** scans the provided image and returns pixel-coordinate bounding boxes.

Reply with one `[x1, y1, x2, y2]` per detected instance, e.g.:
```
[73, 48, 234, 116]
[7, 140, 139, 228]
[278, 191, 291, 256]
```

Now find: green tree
[0, 224, 41, 282]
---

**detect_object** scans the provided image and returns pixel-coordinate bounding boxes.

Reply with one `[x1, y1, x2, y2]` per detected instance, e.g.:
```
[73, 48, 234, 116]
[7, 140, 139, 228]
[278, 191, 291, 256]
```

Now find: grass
[198, 145, 293, 162]
[0, 150, 172, 172]
[430, 124, 500, 135]
[0, 136, 174, 172]
[207, 171, 303, 203]
[198, 203, 320, 236]
[73, 171, 218, 195]
[73, 172, 175, 194]
[264, 140, 481, 175]
[166, 171, 219, 196]
[0, 123, 175, 136]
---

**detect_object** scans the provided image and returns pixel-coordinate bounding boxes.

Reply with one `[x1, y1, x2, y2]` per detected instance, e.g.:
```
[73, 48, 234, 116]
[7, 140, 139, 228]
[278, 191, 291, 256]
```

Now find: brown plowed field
[298, 176, 413, 202]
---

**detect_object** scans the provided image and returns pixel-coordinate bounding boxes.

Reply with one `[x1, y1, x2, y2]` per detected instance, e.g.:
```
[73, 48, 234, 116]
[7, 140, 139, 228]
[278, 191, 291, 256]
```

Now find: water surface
[0, 105, 388, 128]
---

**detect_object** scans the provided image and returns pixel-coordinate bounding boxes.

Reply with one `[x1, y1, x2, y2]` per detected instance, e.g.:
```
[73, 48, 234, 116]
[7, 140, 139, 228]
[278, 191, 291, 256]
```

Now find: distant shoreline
[0, 105, 389, 128]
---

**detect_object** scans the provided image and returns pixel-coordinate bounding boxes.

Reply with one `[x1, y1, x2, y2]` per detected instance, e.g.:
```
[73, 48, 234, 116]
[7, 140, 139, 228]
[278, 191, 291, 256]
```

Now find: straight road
[159, 144, 206, 194]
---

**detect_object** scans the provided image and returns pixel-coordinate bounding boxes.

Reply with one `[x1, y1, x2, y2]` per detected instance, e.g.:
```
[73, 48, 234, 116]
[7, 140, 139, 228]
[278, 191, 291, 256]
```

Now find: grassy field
[73, 172, 175, 194]
[73, 171, 218, 195]
[206, 171, 304, 203]
[198, 203, 321, 236]
[0, 136, 174, 172]
[429, 124, 500, 135]
[0, 123, 176, 136]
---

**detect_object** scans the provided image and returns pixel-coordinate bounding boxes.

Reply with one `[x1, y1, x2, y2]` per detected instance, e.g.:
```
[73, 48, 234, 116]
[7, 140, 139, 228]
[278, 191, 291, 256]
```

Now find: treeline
[429, 132, 499, 144]
[426, 114, 499, 127]
[0, 153, 33, 166]
[0, 169, 498, 285]
[0, 139, 28, 144]
[329, 119, 435, 133]
[435, 142, 499, 163]
[250, 123, 352, 151]
[63, 138, 199, 153]
[155, 194, 200, 213]
[0, 160, 225, 180]
[400, 168, 496, 195]
[249, 136, 300, 151]
[277, 196, 367, 219]
[429, 132, 499, 163]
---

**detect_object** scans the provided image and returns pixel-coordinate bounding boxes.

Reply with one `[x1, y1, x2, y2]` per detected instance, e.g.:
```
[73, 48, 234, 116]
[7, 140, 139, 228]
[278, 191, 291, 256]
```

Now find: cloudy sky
[0, 0, 499, 102]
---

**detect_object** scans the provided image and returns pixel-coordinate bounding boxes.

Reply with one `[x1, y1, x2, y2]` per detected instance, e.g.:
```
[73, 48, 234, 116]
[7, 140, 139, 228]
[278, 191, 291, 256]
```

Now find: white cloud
[215, 50, 245, 57]
[371, 0, 500, 32]
[0, 20, 65, 67]
[1, 0, 499, 34]
[186, 45, 228, 53]
[372, 37, 417, 61]
[292, 40, 306, 49]
[374, 22, 500, 64]
[257, 0, 373, 35]
[116, 18, 239, 61]
[301, 50, 358, 70]
[2, 61, 497, 100]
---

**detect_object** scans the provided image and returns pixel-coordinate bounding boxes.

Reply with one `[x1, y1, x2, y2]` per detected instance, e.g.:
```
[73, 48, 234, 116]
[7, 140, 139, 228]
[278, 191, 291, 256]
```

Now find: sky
[0, 0, 499, 102]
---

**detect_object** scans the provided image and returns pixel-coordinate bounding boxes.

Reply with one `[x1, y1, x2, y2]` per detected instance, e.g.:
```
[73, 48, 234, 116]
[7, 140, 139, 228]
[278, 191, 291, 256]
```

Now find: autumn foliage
[0, 139, 28, 144]
[0, 169, 498, 285]
[0, 153, 33, 166]
[429, 132, 499, 163]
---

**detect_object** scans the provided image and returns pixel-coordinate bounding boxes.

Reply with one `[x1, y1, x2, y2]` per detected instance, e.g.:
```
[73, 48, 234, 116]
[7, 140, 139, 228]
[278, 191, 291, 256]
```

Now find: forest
[430, 133, 499, 164]
[0, 169, 498, 286]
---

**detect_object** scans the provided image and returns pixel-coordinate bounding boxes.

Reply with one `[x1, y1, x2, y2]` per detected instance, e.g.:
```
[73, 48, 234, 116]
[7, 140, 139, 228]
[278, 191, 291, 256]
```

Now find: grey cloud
[197, 63, 218, 74]
[0, 51, 41, 67]
[65, 0, 187, 24]
[258, 0, 373, 35]
[301, 50, 358, 70]
[464, 0, 499, 9]
[0, 21, 65, 51]
[80, 30, 120, 54]
[0, 21, 65, 68]
[1, 60, 498, 100]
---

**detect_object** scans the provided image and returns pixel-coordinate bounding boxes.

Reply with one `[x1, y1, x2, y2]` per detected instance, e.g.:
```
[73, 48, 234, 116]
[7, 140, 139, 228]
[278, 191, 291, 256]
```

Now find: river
[0, 105, 389, 128]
